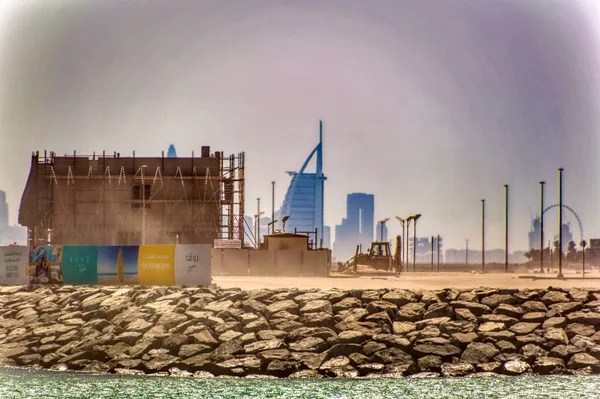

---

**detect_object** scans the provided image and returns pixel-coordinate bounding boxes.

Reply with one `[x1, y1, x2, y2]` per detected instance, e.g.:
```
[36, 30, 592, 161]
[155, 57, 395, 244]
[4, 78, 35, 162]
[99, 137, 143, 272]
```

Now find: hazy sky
[1, 0, 599, 251]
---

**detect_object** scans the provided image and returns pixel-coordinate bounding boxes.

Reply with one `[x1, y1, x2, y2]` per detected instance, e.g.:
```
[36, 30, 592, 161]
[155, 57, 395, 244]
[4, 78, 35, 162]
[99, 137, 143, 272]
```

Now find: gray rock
[418, 355, 442, 371]
[494, 304, 524, 319]
[256, 330, 287, 341]
[178, 344, 212, 359]
[290, 351, 325, 370]
[373, 348, 413, 365]
[299, 312, 335, 329]
[393, 322, 417, 335]
[441, 362, 474, 377]
[503, 359, 531, 375]
[382, 290, 415, 307]
[362, 341, 387, 356]
[565, 323, 596, 338]
[190, 331, 218, 347]
[543, 317, 567, 329]
[521, 344, 548, 361]
[548, 302, 583, 315]
[367, 301, 398, 317]
[162, 334, 189, 355]
[424, 303, 453, 319]
[495, 340, 517, 353]
[266, 360, 301, 377]
[338, 330, 370, 344]
[396, 303, 426, 322]
[289, 369, 324, 379]
[509, 322, 540, 335]
[413, 342, 461, 359]
[265, 300, 299, 319]
[244, 339, 285, 354]
[243, 318, 270, 333]
[567, 353, 600, 369]
[521, 312, 546, 323]
[300, 300, 332, 315]
[332, 297, 362, 313]
[219, 330, 243, 343]
[450, 332, 479, 347]
[480, 294, 515, 308]
[476, 362, 502, 373]
[289, 337, 328, 353]
[541, 291, 570, 305]
[521, 301, 548, 313]
[455, 308, 478, 323]
[257, 349, 291, 362]
[478, 322, 505, 333]
[461, 342, 500, 364]
[533, 357, 565, 375]
[440, 321, 475, 335]
[450, 301, 491, 317]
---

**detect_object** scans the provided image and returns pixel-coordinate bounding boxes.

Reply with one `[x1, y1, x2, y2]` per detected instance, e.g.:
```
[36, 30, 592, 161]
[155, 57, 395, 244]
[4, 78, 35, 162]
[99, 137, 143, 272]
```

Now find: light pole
[140, 165, 148, 245]
[406, 216, 413, 269]
[437, 234, 441, 272]
[430, 236, 434, 271]
[254, 211, 264, 248]
[395, 216, 406, 269]
[581, 240, 587, 279]
[539, 181, 545, 273]
[504, 184, 509, 273]
[268, 220, 278, 235]
[379, 218, 390, 242]
[413, 214, 422, 272]
[465, 239, 469, 265]
[558, 168, 564, 278]
[281, 216, 289, 232]
[271, 181, 275, 229]
[481, 199, 485, 273]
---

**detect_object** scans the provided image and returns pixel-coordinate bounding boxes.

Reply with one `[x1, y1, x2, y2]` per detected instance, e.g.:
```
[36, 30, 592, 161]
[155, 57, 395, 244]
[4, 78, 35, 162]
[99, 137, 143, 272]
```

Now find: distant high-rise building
[334, 193, 375, 261]
[322, 225, 331, 249]
[167, 145, 177, 158]
[0, 190, 8, 228]
[279, 121, 326, 245]
[376, 221, 388, 242]
[528, 217, 541, 250]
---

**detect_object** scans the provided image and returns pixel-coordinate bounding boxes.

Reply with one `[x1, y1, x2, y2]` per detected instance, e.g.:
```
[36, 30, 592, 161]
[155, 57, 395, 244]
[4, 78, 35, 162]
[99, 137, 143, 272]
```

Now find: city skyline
[1, 1, 599, 251]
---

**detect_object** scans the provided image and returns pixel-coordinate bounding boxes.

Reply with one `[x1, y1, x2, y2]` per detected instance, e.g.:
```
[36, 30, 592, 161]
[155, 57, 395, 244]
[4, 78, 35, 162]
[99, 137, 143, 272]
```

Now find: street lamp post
[271, 181, 275, 229]
[413, 214, 422, 272]
[281, 216, 289, 232]
[481, 199, 485, 273]
[406, 217, 413, 270]
[539, 181, 545, 273]
[504, 184, 509, 273]
[437, 234, 441, 272]
[430, 236, 434, 272]
[140, 165, 148, 245]
[254, 211, 265, 248]
[581, 240, 587, 279]
[395, 217, 405, 269]
[558, 168, 564, 279]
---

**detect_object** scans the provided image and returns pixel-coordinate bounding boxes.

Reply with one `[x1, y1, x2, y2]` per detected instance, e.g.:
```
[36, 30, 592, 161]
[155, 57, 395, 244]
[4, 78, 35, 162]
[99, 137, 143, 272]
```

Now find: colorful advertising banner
[97, 246, 139, 285]
[138, 245, 176, 286]
[62, 246, 99, 285]
[174, 244, 212, 286]
[28, 245, 63, 284]
[0, 246, 29, 285]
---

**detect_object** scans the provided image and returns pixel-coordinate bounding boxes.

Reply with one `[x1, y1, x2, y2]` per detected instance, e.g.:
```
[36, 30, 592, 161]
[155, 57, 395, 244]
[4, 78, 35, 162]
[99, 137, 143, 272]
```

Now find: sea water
[1, 368, 599, 399]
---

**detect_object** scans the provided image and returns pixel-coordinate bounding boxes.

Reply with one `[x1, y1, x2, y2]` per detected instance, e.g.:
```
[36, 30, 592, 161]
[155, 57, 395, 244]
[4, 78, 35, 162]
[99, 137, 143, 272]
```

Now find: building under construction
[19, 147, 245, 246]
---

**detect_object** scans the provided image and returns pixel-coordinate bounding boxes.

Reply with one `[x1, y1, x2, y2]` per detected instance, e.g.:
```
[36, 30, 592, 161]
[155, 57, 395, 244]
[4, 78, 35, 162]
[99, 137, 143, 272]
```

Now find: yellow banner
[137, 245, 175, 286]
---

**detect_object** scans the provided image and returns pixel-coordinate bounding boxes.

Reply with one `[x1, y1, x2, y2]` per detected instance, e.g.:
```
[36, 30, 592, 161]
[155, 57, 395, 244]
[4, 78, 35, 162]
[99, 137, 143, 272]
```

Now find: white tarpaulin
[174, 244, 211, 286]
[0, 246, 29, 285]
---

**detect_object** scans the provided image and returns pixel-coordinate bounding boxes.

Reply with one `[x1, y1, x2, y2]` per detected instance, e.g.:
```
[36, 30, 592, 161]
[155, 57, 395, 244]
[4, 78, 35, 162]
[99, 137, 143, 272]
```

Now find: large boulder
[450, 301, 491, 317]
[461, 342, 500, 364]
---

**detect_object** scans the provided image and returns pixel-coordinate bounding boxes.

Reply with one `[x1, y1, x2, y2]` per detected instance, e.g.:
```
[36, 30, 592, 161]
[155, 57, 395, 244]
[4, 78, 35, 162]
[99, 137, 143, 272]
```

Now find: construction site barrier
[0, 244, 211, 286]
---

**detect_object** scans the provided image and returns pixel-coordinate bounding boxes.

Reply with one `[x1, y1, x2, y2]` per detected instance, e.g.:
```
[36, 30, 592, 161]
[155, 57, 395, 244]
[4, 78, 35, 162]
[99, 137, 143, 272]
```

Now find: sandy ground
[213, 272, 600, 291]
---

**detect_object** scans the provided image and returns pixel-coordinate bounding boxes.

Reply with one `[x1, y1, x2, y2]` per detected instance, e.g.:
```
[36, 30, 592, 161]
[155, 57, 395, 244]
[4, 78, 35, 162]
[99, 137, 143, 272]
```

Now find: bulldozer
[337, 236, 402, 276]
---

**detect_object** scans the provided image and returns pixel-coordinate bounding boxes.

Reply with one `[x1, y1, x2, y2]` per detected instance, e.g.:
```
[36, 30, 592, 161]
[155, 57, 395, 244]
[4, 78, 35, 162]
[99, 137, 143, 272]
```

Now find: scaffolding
[20, 149, 245, 246]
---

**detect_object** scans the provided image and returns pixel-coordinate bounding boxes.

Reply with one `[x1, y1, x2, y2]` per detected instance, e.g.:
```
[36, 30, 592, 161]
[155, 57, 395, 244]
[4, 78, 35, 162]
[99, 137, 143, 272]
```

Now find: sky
[1, 0, 600, 251]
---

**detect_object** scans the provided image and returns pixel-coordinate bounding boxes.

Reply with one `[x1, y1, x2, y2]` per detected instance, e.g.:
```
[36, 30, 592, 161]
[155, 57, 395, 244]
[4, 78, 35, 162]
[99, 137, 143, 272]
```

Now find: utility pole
[257, 197, 261, 247]
[437, 235, 440, 272]
[430, 236, 434, 272]
[481, 199, 485, 272]
[539, 181, 545, 273]
[558, 168, 564, 278]
[465, 239, 469, 265]
[271, 181, 275, 233]
[504, 184, 509, 273]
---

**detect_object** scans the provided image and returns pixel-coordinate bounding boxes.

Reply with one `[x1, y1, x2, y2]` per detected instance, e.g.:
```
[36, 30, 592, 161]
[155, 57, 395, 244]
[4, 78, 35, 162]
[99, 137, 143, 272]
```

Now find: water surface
[1, 368, 598, 399]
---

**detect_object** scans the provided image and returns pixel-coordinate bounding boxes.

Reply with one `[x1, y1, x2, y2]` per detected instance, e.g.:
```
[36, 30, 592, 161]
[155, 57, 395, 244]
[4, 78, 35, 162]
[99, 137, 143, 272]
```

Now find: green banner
[62, 246, 98, 285]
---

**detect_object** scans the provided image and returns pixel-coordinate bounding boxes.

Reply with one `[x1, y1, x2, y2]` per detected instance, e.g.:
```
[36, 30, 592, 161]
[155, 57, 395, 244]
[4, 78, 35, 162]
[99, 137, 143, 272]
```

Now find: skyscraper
[334, 193, 375, 261]
[0, 190, 8, 228]
[279, 121, 326, 245]
[167, 145, 177, 158]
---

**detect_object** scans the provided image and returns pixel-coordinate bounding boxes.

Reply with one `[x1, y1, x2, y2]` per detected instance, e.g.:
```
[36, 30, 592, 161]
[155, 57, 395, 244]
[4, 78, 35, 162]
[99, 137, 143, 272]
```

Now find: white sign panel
[175, 244, 211, 286]
[0, 246, 29, 285]
[214, 239, 242, 249]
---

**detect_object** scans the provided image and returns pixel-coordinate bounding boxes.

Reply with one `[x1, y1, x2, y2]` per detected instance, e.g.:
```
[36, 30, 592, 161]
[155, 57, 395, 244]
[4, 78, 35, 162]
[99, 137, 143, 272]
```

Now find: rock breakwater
[2, 285, 600, 378]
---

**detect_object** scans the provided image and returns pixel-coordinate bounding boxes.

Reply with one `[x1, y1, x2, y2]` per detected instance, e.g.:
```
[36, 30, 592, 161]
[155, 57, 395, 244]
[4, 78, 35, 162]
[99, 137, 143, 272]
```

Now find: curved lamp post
[379, 218, 390, 242]
[412, 214, 422, 272]
[395, 217, 406, 269]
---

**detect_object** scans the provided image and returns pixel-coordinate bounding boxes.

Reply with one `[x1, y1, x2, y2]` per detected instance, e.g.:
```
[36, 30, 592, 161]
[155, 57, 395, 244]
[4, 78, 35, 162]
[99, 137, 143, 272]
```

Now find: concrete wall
[212, 249, 330, 277]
